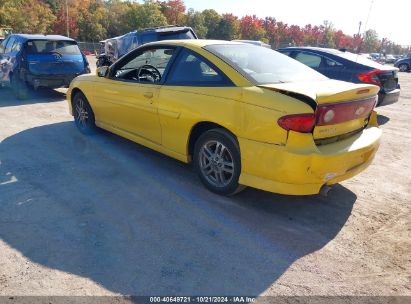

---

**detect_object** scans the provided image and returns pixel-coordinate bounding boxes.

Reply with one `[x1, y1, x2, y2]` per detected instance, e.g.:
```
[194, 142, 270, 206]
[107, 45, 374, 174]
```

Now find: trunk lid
[27, 53, 85, 76]
[376, 69, 398, 91]
[259, 79, 379, 141]
[25, 39, 85, 76]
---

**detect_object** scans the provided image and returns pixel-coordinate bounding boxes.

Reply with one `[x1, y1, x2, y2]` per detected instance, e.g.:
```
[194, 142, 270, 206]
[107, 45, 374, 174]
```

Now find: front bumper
[378, 89, 400, 106]
[238, 113, 381, 195]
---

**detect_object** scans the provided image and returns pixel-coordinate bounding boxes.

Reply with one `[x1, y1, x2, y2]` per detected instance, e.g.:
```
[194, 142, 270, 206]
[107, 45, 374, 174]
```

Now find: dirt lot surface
[0, 60, 410, 297]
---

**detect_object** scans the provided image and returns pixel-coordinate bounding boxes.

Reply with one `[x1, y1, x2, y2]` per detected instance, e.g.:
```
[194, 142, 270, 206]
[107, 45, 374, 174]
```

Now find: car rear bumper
[26, 74, 79, 89]
[378, 89, 400, 106]
[238, 113, 381, 195]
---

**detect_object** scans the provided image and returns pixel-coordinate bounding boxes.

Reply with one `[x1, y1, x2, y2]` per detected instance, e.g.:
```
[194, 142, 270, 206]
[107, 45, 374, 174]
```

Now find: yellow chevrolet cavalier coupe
[67, 40, 381, 196]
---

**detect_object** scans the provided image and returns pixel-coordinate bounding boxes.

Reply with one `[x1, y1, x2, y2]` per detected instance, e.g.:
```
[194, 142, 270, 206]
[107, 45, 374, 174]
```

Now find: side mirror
[97, 66, 109, 77]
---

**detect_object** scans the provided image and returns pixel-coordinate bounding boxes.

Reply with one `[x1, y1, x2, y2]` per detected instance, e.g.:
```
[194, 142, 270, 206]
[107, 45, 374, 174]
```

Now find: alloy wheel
[74, 98, 89, 130]
[199, 140, 235, 188]
[399, 64, 408, 72]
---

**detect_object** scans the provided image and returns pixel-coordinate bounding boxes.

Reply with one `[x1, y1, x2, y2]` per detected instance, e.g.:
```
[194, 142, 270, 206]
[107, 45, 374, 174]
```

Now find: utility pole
[65, 0, 69, 37]
[357, 21, 362, 37]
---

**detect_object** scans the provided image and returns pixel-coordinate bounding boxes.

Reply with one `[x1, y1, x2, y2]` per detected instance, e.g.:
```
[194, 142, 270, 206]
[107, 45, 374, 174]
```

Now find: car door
[90, 46, 176, 144]
[158, 48, 242, 156]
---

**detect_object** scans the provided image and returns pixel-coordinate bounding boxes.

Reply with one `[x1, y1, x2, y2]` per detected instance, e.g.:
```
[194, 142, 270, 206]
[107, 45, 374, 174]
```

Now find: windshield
[204, 44, 327, 84]
[26, 40, 81, 55]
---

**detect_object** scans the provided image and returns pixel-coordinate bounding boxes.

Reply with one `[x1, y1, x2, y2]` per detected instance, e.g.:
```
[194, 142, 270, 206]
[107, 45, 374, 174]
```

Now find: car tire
[72, 92, 97, 135]
[11, 72, 29, 100]
[398, 63, 409, 72]
[194, 128, 245, 196]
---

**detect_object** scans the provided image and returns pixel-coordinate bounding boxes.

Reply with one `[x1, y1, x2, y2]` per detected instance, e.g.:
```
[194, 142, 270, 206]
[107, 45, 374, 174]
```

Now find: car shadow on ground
[0, 122, 357, 295]
[0, 87, 65, 107]
[377, 114, 390, 126]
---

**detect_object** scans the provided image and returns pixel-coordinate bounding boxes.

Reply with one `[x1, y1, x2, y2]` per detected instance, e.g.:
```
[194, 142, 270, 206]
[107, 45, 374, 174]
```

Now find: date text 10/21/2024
[149, 297, 256, 303]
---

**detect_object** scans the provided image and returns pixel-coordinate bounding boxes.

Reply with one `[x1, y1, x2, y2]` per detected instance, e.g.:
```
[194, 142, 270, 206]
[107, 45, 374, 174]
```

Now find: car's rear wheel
[194, 129, 245, 196]
[73, 92, 97, 135]
[11, 72, 29, 100]
[399, 63, 409, 72]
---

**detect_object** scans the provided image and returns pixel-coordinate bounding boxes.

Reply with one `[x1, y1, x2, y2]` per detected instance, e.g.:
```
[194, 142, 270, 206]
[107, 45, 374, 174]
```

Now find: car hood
[258, 79, 380, 105]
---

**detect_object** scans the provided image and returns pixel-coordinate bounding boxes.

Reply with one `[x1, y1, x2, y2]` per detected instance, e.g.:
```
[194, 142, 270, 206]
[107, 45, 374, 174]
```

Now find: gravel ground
[0, 61, 410, 297]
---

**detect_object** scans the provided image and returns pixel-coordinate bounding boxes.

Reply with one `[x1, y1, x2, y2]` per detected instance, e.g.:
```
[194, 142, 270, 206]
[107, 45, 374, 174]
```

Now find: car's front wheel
[73, 92, 97, 135]
[398, 63, 409, 72]
[194, 129, 245, 196]
[11, 72, 29, 100]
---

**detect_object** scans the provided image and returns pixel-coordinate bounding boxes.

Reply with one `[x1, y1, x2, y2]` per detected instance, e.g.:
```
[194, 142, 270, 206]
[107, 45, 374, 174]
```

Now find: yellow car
[67, 40, 381, 196]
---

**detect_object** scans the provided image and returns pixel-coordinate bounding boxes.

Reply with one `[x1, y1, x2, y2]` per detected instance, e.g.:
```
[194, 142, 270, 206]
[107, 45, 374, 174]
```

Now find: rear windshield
[333, 51, 384, 69]
[26, 40, 81, 55]
[205, 44, 327, 85]
[159, 30, 196, 41]
[140, 30, 196, 45]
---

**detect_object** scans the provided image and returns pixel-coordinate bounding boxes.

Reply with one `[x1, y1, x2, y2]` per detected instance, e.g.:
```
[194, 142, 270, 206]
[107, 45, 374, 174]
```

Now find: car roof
[140, 26, 194, 33]
[10, 34, 75, 41]
[142, 39, 246, 49]
[277, 46, 348, 55]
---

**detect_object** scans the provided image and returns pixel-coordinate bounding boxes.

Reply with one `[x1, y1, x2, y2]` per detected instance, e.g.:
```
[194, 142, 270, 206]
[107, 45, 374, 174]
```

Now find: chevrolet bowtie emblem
[355, 106, 365, 116]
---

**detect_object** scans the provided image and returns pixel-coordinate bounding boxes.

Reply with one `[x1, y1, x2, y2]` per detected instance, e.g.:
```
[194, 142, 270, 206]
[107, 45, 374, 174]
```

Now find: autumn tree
[160, 0, 185, 25]
[104, 0, 134, 37]
[362, 29, 379, 53]
[77, 0, 107, 41]
[126, 0, 167, 31]
[185, 8, 207, 38]
[202, 9, 221, 39]
[52, 0, 82, 38]
[215, 13, 240, 40]
[240, 15, 266, 41]
[0, 0, 56, 34]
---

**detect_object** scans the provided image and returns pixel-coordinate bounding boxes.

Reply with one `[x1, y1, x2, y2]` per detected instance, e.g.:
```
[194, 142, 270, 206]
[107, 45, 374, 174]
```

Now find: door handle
[143, 92, 153, 99]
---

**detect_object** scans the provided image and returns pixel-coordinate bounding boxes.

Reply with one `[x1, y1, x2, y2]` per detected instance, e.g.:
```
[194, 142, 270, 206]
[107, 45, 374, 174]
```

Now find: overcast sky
[183, 0, 410, 45]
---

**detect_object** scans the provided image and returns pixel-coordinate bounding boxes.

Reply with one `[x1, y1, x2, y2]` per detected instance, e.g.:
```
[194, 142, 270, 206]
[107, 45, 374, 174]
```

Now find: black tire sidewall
[11, 72, 28, 100]
[73, 92, 96, 135]
[194, 129, 242, 196]
[399, 63, 409, 72]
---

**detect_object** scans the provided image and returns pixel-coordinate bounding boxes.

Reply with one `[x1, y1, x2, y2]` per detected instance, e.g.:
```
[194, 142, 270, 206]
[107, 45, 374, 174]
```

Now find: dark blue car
[394, 52, 411, 72]
[277, 47, 400, 106]
[0, 34, 90, 99]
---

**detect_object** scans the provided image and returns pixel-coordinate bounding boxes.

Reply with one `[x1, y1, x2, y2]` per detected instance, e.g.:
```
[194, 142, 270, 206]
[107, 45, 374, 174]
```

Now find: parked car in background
[68, 40, 381, 196]
[394, 53, 411, 72]
[97, 26, 198, 67]
[385, 54, 396, 64]
[277, 47, 400, 106]
[0, 34, 90, 99]
[232, 40, 271, 48]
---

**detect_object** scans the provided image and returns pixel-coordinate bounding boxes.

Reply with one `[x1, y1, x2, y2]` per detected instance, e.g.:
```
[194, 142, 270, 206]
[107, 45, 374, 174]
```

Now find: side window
[166, 49, 232, 86]
[11, 40, 21, 53]
[295, 52, 322, 68]
[279, 50, 291, 57]
[5, 37, 15, 53]
[131, 36, 139, 50]
[324, 57, 343, 68]
[112, 47, 175, 83]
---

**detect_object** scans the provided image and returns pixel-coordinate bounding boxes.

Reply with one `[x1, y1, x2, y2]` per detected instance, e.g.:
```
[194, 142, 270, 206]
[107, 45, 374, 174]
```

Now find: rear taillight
[278, 114, 315, 133]
[315, 96, 377, 126]
[357, 69, 383, 86]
